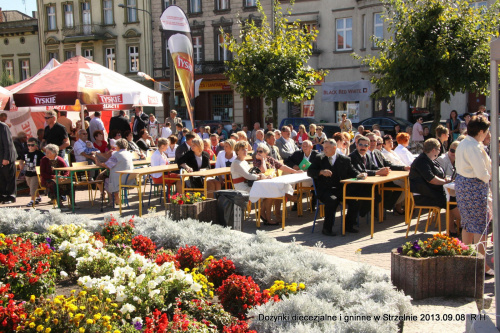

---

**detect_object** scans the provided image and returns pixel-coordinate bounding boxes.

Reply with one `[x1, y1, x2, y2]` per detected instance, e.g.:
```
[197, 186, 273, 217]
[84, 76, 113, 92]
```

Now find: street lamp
[118, 3, 154, 77]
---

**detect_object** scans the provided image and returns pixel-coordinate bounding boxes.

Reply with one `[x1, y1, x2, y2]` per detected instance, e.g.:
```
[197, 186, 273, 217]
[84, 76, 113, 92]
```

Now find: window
[245, 0, 257, 7]
[4, 61, 13, 79]
[373, 13, 383, 46]
[47, 6, 56, 30]
[65, 50, 76, 60]
[193, 36, 202, 63]
[127, 0, 137, 22]
[103, 0, 113, 25]
[190, 0, 201, 13]
[64, 3, 74, 28]
[163, 0, 171, 10]
[128, 46, 139, 72]
[336, 18, 352, 51]
[361, 14, 366, 49]
[301, 22, 317, 50]
[83, 49, 93, 60]
[212, 94, 233, 121]
[217, 33, 231, 61]
[216, 0, 229, 11]
[81, 2, 91, 34]
[48, 52, 58, 61]
[287, 102, 301, 118]
[106, 47, 116, 71]
[20, 60, 30, 80]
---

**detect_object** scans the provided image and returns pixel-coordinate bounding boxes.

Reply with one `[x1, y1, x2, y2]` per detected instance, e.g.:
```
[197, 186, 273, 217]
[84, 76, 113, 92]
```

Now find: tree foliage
[356, 0, 500, 125]
[0, 71, 14, 87]
[224, 0, 328, 123]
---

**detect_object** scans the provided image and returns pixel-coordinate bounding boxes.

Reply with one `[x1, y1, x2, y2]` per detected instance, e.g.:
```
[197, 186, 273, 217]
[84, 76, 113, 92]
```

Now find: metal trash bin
[214, 190, 250, 230]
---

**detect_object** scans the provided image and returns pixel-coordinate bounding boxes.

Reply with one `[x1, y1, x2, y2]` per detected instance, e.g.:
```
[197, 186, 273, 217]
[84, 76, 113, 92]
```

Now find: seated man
[308, 139, 361, 236]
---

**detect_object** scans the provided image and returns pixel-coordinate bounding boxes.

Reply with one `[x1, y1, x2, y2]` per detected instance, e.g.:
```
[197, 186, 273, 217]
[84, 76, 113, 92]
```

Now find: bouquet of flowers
[397, 233, 476, 258]
[170, 192, 206, 205]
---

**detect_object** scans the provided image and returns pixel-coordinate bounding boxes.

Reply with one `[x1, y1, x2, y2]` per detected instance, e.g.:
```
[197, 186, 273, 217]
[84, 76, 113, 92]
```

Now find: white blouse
[166, 144, 177, 158]
[394, 144, 415, 166]
[215, 150, 236, 169]
[150, 150, 168, 178]
[455, 135, 491, 184]
[382, 148, 405, 166]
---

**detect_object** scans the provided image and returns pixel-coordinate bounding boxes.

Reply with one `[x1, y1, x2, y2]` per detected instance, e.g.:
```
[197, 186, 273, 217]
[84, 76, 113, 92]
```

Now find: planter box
[391, 250, 484, 300]
[165, 199, 217, 223]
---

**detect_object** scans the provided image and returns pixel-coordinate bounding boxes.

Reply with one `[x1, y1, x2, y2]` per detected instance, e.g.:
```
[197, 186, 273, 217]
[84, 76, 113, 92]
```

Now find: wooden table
[54, 164, 104, 213]
[180, 167, 232, 197]
[116, 164, 179, 217]
[341, 171, 409, 238]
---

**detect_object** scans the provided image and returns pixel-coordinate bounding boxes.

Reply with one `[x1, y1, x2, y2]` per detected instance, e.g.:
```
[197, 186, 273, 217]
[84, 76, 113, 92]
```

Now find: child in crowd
[84, 140, 100, 155]
[19, 138, 45, 207]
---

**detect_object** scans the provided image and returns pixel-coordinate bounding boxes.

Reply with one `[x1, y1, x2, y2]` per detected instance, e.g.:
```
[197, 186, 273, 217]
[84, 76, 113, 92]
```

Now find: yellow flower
[34, 308, 43, 316]
[202, 196, 206, 200]
[79, 291, 87, 297]
[36, 325, 44, 332]
[53, 319, 59, 325]
[94, 313, 102, 320]
[79, 306, 86, 311]
[114, 330, 121, 333]
[87, 319, 94, 324]
[79, 328, 85, 333]
[29, 322, 36, 329]
[106, 298, 111, 303]
[30, 295, 36, 303]
[299, 283, 305, 289]
[45, 329, 51, 333]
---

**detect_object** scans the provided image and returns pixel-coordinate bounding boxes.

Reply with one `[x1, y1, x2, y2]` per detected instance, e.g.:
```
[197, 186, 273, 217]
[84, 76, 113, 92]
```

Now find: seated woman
[381, 135, 405, 165]
[394, 132, 415, 166]
[237, 131, 253, 151]
[435, 125, 450, 156]
[333, 132, 347, 155]
[166, 135, 178, 158]
[313, 126, 327, 152]
[93, 130, 109, 153]
[136, 129, 155, 153]
[39, 144, 71, 206]
[437, 140, 460, 235]
[231, 141, 270, 193]
[253, 143, 303, 225]
[203, 138, 215, 160]
[150, 138, 181, 192]
[96, 139, 136, 207]
[409, 139, 459, 233]
[215, 139, 237, 187]
[124, 130, 145, 159]
[177, 137, 221, 198]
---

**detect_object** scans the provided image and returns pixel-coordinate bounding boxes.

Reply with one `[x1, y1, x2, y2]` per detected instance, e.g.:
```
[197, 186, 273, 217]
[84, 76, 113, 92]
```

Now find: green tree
[224, 0, 327, 126]
[356, 0, 500, 129]
[0, 71, 14, 87]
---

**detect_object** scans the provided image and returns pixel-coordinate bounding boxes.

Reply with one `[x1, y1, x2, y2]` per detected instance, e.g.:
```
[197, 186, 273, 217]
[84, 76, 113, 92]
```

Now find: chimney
[32, 11, 38, 19]
[0, 8, 3, 23]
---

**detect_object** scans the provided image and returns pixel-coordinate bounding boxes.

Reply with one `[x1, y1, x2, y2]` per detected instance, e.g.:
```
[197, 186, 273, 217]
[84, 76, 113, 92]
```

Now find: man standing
[242, 126, 252, 143]
[251, 122, 261, 144]
[308, 139, 361, 235]
[165, 110, 182, 134]
[89, 111, 107, 142]
[264, 122, 274, 134]
[13, 131, 28, 160]
[0, 120, 17, 203]
[289, 124, 297, 139]
[210, 133, 224, 156]
[57, 111, 74, 135]
[0, 113, 11, 127]
[132, 106, 149, 142]
[43, 110, 70, 159]
[412, 117, 424, 154]
[252, 130, 264, 152]
[229, 123, 240, 136]
[275, 126, 298, 160]
[109, 110, 131, 137]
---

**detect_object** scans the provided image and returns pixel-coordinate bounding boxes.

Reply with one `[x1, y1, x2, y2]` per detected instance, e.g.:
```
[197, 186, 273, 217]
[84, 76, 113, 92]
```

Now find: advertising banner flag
[321, 80, 372, 102]
[160, 6, 195, 129]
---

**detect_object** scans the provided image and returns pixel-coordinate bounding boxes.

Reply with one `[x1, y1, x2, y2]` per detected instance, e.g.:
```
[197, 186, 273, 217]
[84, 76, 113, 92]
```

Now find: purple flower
[46, 237, 52, 243]
[412, 241, 422, 252]
[134, 322, 143, 330]
[397, 247, 403, 254]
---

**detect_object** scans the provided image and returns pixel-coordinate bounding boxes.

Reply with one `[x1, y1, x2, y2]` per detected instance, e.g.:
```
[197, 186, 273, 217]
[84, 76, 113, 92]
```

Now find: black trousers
[0, 162, 16, 200]
[318, 190, 359, 232]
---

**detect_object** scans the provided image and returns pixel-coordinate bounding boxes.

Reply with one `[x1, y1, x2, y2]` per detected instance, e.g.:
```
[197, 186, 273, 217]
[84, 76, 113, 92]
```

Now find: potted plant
[391, 233, 484, 300]
[165, 192, 217, 222]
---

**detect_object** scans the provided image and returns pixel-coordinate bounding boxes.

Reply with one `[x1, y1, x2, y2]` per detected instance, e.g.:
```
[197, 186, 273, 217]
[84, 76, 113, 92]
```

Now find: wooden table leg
[56, 175, 61, 208]
[119, 174, 123, 215]
[138, 176, 143, 217]
[371, 184, 376, 239]
[70, 171, 75, 213]
[342, 183, 347, 236]
[379, 183, 384, 222]
[257, 199, 261, 227]
[282, 197, 286, 230]
[405, 177, 409, 225]
[162, 172, 166, 205]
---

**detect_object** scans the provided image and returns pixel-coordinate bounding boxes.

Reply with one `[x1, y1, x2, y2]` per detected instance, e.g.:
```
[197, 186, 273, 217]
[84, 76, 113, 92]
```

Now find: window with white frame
[193, 36, 202, 63]
[190, 0, 201, 13]
[336, 17, 352, 51]
[106, 47, 116, 71]
[216, 0, 229, 11]
[163, 0, 171, 10]
[47, 6, 56, 30]
[128, 46, 139, 72]
[103, 0, 113, 25]
[64, 4, 74, 28]
[127, 0, 137, 22]
[245, 0, 257, 7]
[65, 50, 76, 60]
[48, 52, 58, 61]
[217, 33, 231, 61]
[373, 13, 383, 46]
[83, 49, 93, 60]
[4, 61, 13, 79]
[21, 60, 30, 80]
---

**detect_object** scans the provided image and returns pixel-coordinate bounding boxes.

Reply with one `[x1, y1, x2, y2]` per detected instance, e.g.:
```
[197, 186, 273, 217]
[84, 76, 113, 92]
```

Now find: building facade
[0, 9, 41, 84]
[36, 0, 153, 84]
[151, 0, 273, 126]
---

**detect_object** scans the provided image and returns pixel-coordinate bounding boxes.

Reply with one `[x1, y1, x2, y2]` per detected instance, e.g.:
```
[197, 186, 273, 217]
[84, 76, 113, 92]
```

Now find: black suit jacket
[0, 122, 16, 163]
[349, 150, 380, 176]
[109, 115, 131, 137]
[175, 142, 190, 164]
[285, 150, 318, 169]
[308, 153, 359, 197]
[371, 149, 406, 171]
[177, 150, 211, 171]
[132, 113, 149, 141]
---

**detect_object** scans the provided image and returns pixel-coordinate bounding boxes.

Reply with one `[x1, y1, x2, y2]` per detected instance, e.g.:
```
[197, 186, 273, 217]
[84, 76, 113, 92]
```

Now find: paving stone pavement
[3, 186, 496, 331]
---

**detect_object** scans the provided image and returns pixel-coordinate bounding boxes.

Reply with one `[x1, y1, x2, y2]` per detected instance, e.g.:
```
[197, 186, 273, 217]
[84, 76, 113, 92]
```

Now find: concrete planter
[165, 199, 217, 223]
[391, 249, 484, 300]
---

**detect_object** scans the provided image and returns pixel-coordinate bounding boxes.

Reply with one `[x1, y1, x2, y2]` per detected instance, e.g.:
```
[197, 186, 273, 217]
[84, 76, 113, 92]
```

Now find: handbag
[246, 166, 261, 187]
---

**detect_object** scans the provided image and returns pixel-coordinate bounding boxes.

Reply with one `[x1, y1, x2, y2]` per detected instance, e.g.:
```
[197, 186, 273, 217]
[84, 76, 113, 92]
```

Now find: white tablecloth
[249, 173, 312, 203]
[443, 182, 455, 202]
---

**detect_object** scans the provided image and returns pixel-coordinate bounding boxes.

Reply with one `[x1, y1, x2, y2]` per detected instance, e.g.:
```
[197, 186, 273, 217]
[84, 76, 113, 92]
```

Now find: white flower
[68, 251, 77, 258]
[120, 303, 136, 314]
[116, 292, 126, 302]
[60, 271, 68, 278]
[133, 296, 140, 302]
[191, 283, 202, 293]
[149, 289, 160, 298]
[147, 280, 158, 289]
[135, 274, 146, 285]
[94, 240, 103, 249]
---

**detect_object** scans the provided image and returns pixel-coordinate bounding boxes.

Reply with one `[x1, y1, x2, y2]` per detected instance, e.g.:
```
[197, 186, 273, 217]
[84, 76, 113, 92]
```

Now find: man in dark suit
[131, 106, 149, 142]
[175, 132, 196, 164]
[0, 121, 17, 203]
[349, 136, 390, 176]
[209, 133, 224, 156]
[308, 139, 361, 236]
[275, 126, 298, 160]
[109, 110, 131, 137]
[286, 140, 318, 211]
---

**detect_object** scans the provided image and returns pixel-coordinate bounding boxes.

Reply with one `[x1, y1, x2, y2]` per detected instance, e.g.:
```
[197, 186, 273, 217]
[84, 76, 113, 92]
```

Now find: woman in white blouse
[216, 139, 237, 187]
[394, 132, 415, 166]
[381, 135, 405, 165]
[165, 135, 178, 158]
[455, 116, 493, 275]
[230, 141, 270, 193]
[150, 138, 181, 190]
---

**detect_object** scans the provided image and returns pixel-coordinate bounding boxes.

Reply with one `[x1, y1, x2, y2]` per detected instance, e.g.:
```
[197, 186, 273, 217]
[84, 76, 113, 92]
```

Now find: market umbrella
[0, 86, 12, 111]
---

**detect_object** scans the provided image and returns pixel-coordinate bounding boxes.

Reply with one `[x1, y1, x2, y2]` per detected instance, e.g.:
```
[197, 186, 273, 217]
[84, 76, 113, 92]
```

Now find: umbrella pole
[80, 103, 85, 130]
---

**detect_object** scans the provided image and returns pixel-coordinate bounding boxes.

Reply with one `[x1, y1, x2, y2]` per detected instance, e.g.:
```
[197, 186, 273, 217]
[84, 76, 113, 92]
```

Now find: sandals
[264, 219, 279, 226]
[486, 268, 495, 277]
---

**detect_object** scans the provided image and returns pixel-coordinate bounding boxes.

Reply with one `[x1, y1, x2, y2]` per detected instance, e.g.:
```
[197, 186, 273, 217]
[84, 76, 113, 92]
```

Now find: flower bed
[0, 208, 412, 332]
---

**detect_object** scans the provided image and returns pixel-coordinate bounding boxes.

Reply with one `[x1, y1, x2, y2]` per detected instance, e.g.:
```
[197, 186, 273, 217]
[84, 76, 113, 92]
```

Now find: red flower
[175, 245, 203, 270]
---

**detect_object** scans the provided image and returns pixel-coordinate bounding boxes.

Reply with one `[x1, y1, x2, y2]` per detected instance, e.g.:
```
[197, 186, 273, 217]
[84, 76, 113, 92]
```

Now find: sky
[0, 0, 37, 16]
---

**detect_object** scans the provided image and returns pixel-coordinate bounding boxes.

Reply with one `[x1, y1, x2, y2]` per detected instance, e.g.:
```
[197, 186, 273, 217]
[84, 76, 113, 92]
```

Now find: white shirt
[89, 117, 105, 142]
[455, 135, 491, 184]
[412, 122, 424, 142]
[394, 144, 415, 167]
[328, 152, 337, 166]
[215, 150, 236, 169]
[73, 139, 89, 162]
[382, 148, 405, 166]
[150, 149, 169, 178]
[336, 148, 345, 156]
[161, 126, 172, 139]
[166, 144, 177, 158]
